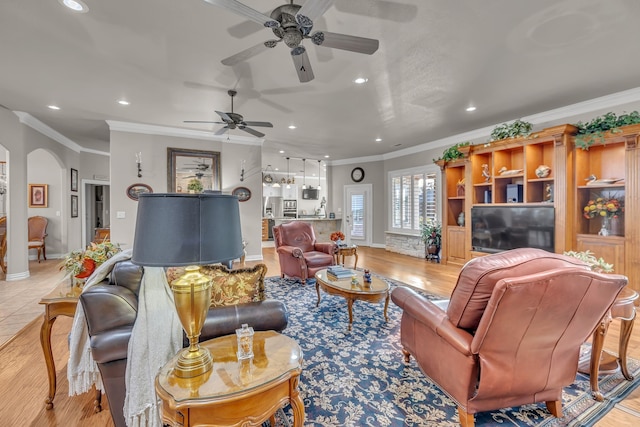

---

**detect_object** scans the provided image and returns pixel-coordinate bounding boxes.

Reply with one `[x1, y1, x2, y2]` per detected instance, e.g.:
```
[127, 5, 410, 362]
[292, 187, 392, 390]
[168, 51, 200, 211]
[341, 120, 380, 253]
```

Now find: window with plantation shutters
[389, 166, 439, 234]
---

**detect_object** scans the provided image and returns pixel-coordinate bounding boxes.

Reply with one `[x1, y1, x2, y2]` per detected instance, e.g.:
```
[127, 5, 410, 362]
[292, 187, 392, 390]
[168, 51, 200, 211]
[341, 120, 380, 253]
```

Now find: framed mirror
[167, 148, 221, 193]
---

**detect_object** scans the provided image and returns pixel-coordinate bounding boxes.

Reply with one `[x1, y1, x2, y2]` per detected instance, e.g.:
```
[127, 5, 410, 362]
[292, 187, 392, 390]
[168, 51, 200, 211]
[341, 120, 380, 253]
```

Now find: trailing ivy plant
[574, 111, 640, 150]
[490, 119, 533, 141]
[433, 141, 470, 163]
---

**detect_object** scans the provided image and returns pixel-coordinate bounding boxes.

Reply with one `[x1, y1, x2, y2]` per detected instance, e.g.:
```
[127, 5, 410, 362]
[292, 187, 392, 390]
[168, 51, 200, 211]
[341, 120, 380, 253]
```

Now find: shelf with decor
[437, 156, 471, 266]
[443, 125, 576, 263]
[571, 122, 640, 294]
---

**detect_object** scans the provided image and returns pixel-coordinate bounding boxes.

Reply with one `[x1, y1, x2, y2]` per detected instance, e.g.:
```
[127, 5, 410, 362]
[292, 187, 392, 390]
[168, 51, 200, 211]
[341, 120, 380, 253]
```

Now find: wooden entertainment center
[437, 124, 640, 294]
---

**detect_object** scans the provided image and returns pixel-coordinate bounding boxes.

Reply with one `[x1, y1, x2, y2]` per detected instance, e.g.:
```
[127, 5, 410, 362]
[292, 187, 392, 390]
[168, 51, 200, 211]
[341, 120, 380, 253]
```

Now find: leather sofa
[391, 248, 627, 427]
[273, 221, 337, 282]
[80, 260, 288, 427]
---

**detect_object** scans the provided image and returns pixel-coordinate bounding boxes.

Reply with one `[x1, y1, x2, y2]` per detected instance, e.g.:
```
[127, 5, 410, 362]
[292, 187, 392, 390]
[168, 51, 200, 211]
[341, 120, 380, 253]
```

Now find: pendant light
[286, 157, 291, 189]
[302, 158, 306, 190]
[317, 160, 322, 190]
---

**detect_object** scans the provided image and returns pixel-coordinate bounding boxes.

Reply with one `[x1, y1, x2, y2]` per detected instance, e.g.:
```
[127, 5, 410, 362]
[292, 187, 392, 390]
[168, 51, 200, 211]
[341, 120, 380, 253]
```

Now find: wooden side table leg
[589, 320, 609, 402]
[290, 377, 305, 427]
[94, 388, 102, 413]
[383, 293, 390, 323]
[347, 298, 354, 331]
[618, 311, 635, 381]
[39, 311, 57, 409]
[315, 282, 321, 307]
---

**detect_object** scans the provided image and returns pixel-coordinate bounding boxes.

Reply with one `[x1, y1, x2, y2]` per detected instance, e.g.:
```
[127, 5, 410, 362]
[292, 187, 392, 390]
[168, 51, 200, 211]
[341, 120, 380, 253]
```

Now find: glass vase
[597, 217, 610, 236]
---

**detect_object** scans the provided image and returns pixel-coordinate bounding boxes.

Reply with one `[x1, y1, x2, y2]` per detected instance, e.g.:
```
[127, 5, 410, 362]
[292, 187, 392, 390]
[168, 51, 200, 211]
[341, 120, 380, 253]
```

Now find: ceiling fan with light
[203, 0, 379, 82]
[184, 89, 273, 137]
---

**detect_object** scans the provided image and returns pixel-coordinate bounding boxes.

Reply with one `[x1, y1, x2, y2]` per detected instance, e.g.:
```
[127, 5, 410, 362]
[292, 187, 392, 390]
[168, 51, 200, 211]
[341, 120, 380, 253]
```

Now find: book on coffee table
[327, 266, 355, 279]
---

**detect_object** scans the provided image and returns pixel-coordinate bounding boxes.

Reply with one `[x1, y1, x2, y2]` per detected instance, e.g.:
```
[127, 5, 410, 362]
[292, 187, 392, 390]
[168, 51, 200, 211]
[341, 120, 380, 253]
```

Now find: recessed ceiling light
[466, 106, 476, 112]
[59, 0, 89, 13]
[354, 77, 368, 84]
[324, 155, 330, 158]
[275, 168, 279, 171]
[279, 150, 285, 154]
[375, 138, 382, 142]
[48, 105, 60, 110]
[288, 125, 296, 129]
[118, 100, 130, 106]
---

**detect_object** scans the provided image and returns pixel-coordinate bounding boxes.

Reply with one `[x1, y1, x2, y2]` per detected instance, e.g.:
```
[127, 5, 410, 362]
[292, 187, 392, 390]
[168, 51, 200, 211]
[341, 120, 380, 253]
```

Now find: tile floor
[0, 260, 65, 347]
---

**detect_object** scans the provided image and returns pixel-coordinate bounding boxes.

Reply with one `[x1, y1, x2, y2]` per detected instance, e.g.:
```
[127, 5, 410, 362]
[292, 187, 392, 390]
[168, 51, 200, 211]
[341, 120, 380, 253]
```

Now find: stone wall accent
[385, 232, 424, 258]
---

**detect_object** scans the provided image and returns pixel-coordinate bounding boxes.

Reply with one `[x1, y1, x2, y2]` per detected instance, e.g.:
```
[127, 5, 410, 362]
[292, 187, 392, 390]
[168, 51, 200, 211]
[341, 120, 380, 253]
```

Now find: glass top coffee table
[315, 269, 390, 331]
[156, 330, 304, 426]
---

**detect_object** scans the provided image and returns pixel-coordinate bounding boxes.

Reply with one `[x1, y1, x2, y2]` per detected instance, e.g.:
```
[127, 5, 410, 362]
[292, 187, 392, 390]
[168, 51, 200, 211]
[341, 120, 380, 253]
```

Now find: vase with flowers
[582, 194, 624, 236]
[330, 231, 346, 247]
[60, 241, 122, 287]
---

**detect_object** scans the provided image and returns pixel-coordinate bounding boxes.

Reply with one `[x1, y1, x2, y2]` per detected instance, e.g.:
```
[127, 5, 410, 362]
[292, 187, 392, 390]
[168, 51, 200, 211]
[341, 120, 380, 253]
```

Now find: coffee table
[156, 330, 304, 427]
[315, 269, 390, 331]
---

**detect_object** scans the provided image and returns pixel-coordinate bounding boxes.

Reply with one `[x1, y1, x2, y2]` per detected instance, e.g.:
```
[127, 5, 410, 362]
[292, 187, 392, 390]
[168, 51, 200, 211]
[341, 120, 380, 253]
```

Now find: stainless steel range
[283, 199, 297, 218]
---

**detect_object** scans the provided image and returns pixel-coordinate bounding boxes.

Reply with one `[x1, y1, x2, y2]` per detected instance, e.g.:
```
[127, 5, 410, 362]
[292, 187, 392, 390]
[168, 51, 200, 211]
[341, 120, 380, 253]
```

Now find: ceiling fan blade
[296, 0, 334, 24]
[292, 50, 314, 83]
[239, 126, 265, 138]
[203, 0, 279, 28]
[183, 120, 226, 124]
[312, 31, 379, 54]
[215, 126, 229, 135]
[215, 110, 234, 122]
[243, 121, 273, 127]
[221, 41, 275, 66]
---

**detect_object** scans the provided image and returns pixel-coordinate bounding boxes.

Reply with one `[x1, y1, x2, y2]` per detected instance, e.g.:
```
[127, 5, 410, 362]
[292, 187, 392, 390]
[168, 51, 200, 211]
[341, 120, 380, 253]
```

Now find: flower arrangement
[582, 196, 623, 220]
[330, 231, 345, 242]
[60, 241, 122, 279]
[563, 250, 614, 273]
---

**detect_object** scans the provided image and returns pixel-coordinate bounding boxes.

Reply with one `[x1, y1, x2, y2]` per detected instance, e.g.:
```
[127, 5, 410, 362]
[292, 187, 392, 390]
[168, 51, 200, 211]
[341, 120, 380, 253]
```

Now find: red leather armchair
[391, 248, 627, 427]
[273, 221, 337, 282]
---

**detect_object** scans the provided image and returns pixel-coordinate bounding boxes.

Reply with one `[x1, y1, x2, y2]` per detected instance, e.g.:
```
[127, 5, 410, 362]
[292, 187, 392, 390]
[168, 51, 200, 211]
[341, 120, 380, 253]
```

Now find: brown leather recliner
[273, 221, 337, 282]
[80, 260, 288, 427]
[391, 248, 627, 427]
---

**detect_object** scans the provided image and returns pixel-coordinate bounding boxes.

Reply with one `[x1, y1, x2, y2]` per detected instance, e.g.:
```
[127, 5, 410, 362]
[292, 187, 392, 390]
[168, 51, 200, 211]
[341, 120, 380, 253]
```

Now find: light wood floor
[1, 247, 639, 426]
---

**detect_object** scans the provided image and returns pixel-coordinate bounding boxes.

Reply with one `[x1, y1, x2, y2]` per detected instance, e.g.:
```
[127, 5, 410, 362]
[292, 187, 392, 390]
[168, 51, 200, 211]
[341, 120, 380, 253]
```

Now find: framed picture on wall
[71, 168, 78, 192]
[71, 195, 78, 218]
[167, 148, 221, 193]
[28, 184, 48, 208]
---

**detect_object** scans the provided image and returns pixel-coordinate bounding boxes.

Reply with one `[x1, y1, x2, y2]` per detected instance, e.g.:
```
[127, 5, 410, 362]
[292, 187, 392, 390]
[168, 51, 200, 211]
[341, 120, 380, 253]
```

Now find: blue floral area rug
[264, 276, 640, 427]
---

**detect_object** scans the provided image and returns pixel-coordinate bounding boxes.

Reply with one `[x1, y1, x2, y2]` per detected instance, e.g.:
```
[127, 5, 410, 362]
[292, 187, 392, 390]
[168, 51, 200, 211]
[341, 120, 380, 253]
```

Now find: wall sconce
[136, 152, 142, 178]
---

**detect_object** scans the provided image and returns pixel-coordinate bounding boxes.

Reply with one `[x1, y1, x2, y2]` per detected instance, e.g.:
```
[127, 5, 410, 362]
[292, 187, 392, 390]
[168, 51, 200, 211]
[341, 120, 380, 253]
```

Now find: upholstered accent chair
[80, 261, 287, 427]
[273, 221, 337, 282]
[391, 248, 627, 427]
[28, 215, 48, 262]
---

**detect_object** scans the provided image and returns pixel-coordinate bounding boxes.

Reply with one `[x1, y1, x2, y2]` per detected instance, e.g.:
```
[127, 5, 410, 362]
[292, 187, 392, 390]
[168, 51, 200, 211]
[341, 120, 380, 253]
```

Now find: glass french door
[344, 184, 372, 246]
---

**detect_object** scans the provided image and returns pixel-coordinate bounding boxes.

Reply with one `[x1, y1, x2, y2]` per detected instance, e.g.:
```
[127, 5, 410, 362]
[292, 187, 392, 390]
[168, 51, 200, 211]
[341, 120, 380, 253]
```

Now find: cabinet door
[446, 226, 467, 265]
[576, 235, 625, 274]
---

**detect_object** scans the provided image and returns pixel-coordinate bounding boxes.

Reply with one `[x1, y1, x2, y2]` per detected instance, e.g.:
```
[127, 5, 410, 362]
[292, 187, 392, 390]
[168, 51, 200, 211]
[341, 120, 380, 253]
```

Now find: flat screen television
[471, 205, 555, 253]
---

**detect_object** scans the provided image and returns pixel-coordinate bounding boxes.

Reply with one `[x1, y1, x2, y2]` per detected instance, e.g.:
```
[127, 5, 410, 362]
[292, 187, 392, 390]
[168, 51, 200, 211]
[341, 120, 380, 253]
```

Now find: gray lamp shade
[131, 193, 243, 267]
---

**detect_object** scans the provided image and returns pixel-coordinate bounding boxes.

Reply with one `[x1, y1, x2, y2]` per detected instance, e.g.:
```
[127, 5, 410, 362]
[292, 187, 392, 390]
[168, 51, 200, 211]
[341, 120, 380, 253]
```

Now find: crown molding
[14, 111, 82, 152]
[13, 111, 110, 156]
[330, 86, 640, 166]
[106, 120, 264, 146]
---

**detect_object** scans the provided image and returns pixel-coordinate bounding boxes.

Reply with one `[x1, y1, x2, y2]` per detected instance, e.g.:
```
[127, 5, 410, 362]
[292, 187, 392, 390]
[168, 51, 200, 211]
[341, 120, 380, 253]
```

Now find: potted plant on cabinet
[421, 220, 442, 262]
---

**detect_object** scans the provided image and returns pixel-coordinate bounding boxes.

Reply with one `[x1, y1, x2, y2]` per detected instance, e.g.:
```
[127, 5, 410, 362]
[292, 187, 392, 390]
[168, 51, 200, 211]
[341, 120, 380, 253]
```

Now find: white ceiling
[2, 0, 640, 164]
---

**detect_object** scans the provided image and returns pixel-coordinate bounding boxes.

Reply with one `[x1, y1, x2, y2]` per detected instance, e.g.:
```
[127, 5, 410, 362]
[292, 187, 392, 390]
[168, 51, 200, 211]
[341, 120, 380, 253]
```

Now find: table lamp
[131, 193, 243, 378]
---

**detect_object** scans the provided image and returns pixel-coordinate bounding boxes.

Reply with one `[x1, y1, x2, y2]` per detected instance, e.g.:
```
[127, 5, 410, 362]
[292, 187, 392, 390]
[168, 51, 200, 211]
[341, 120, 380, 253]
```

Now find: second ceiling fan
[184, 89, 273, 138]
[204, 0, 379, 82]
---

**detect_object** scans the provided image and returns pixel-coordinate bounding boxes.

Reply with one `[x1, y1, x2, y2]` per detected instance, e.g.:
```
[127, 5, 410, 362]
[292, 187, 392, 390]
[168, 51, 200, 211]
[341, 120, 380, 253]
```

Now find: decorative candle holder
[236, 323, 254, 360]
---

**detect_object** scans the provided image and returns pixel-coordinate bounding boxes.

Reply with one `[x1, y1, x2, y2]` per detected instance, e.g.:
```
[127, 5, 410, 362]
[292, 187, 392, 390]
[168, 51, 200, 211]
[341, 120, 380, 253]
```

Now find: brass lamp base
[174, 346, 213, 379]
[171, 265, 214, 379]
